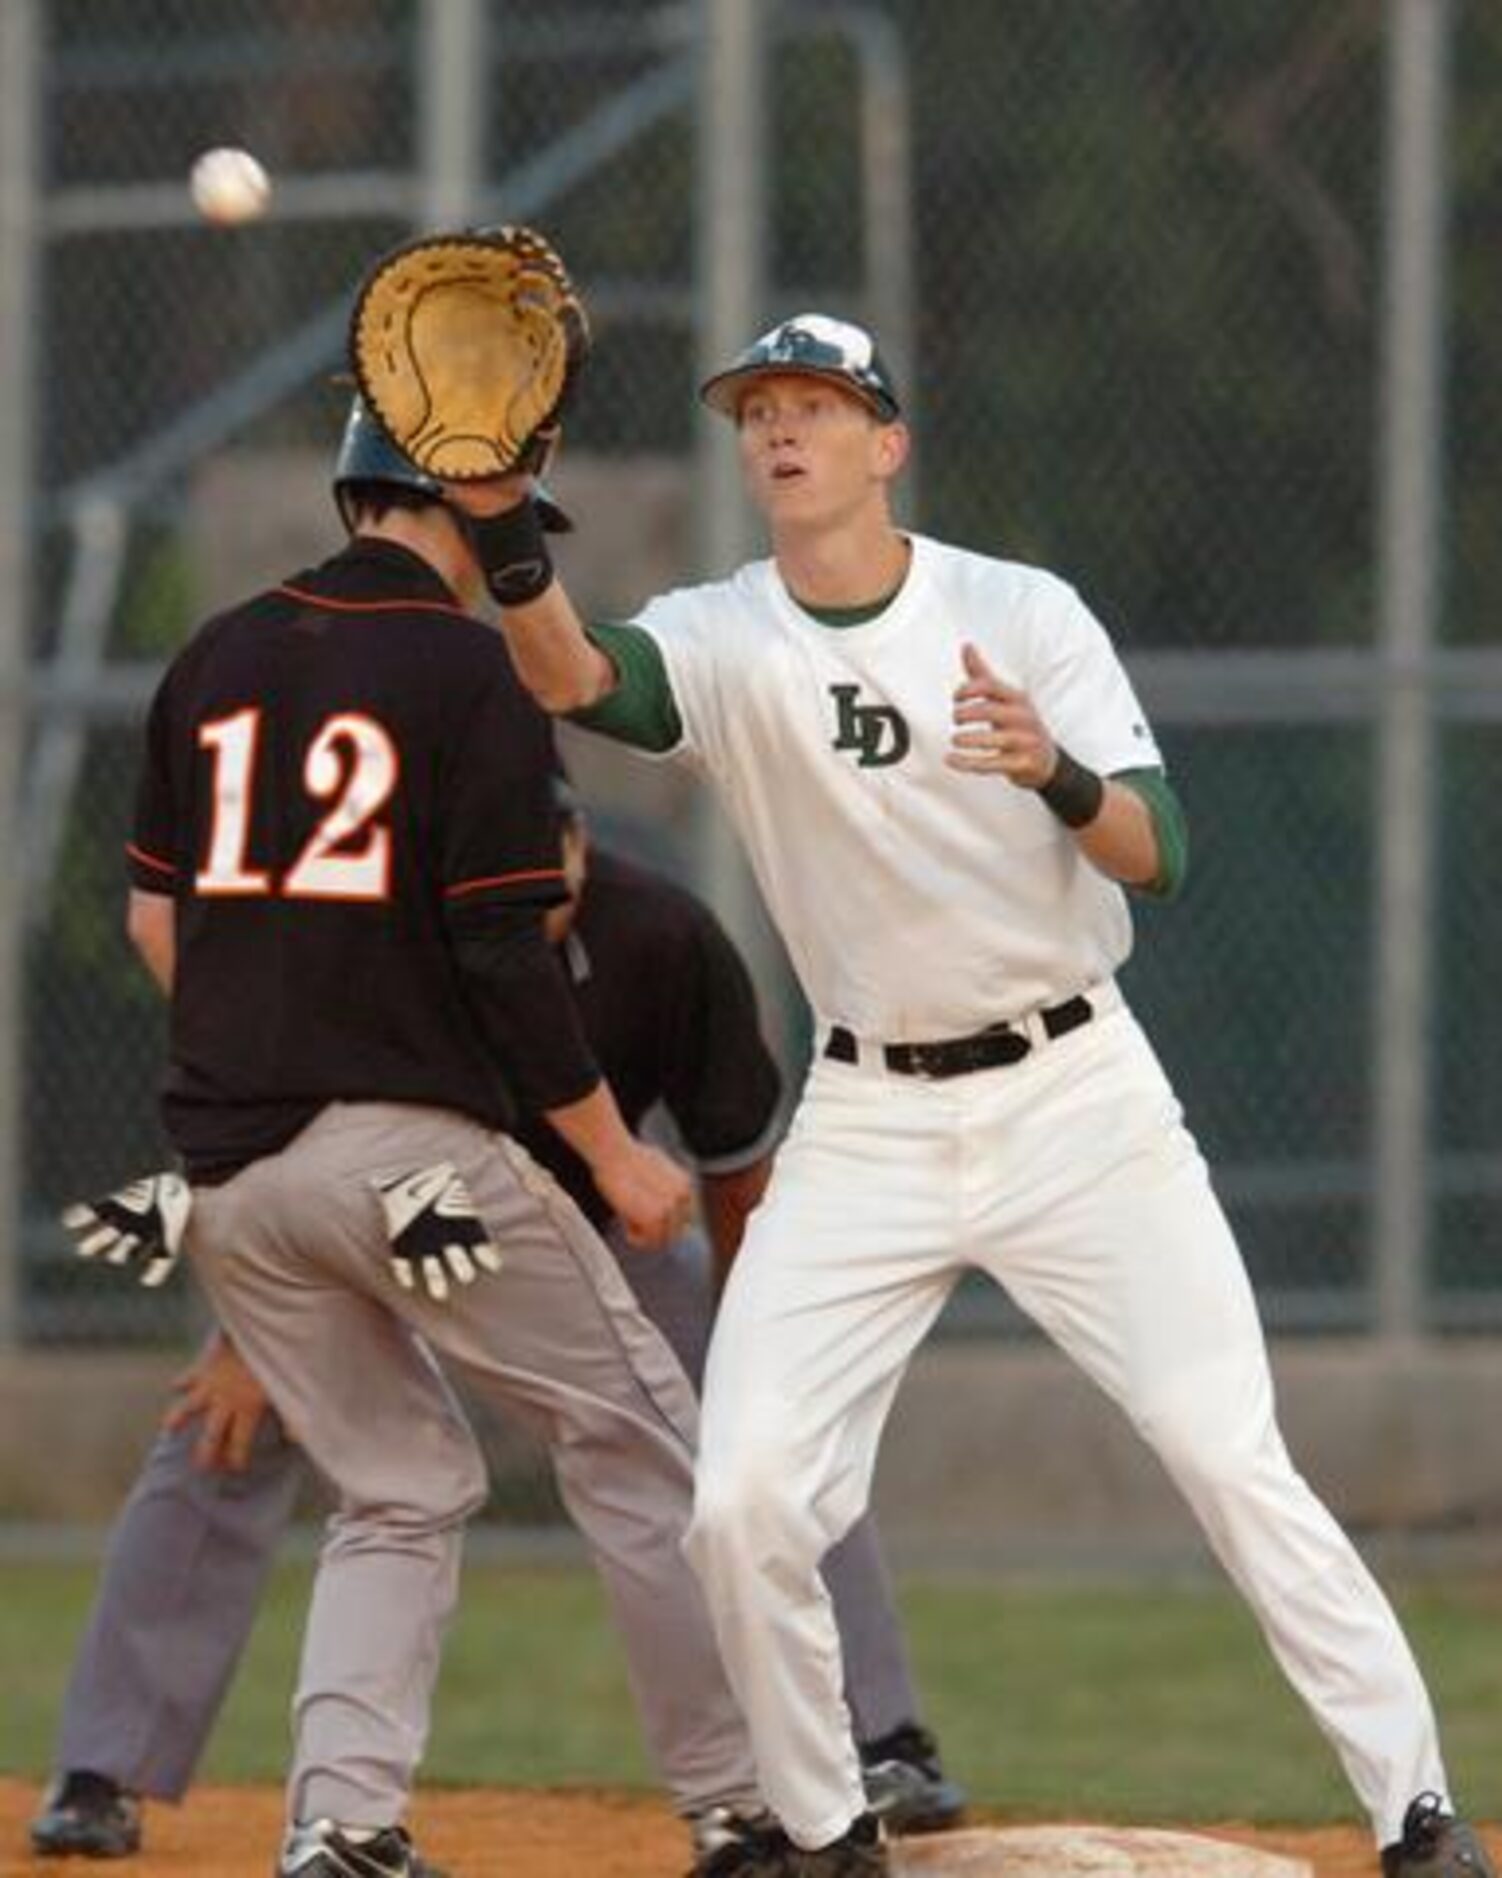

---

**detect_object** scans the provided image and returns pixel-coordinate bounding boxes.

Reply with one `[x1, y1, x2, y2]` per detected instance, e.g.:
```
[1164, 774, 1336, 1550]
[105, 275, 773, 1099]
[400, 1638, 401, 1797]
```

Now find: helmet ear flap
[332, 396, 443, 528]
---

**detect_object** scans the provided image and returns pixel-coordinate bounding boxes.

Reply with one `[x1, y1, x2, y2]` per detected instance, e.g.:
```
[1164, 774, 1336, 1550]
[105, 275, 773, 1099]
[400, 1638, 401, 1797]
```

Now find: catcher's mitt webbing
[349, 227, 589, 481]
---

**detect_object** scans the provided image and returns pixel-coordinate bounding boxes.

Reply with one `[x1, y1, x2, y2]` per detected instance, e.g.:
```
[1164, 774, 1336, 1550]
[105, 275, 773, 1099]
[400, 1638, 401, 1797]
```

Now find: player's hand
[948, 642, 1056, 786]
[592, 1143, 695, 1253]
[372, 1160, 504, 1303]
[162, 1332, 270, 1473]
[60, 1171, 191, 1289]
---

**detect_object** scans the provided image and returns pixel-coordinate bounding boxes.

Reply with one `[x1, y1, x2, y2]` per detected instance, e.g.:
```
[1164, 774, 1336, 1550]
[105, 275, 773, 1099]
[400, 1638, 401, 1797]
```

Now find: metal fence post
[1372, 0, 1453, 1340]
[0, 0, 40, 1348]
[692, 0, 793, 1051]
[418, 0, 487, 230]
[694, 0, 767, 585]
[846, 9, 917, 519]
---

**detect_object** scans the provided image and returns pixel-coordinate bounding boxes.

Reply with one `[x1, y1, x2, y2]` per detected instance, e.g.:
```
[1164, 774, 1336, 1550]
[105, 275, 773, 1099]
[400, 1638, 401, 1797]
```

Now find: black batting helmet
[333, 396, 573, 534]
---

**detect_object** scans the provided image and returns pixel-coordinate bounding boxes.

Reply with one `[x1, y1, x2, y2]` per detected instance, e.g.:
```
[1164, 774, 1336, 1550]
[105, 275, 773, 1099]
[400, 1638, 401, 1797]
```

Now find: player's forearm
[442, 480, 614, 712]
[543, 1079, 640, 1183]
[1030, 751, 1185, 896]
[495, 582, 617, 714]
[1072, 779, 1163, 889]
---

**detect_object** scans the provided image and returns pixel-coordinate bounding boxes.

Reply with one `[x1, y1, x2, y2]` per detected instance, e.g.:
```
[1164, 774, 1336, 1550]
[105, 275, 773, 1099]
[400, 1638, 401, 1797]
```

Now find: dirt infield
[2, 1781, 1494, 1877]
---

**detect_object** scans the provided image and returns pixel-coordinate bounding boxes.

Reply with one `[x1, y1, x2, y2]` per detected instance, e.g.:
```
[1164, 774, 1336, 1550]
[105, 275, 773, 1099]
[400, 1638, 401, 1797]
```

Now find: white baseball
[189, 147, 271, 226]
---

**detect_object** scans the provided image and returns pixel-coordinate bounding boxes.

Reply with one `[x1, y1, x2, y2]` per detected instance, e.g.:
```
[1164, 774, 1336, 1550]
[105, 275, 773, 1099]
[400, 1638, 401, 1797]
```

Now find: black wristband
[1037, 746, 1105, 828]
[465, 501, 555, 607]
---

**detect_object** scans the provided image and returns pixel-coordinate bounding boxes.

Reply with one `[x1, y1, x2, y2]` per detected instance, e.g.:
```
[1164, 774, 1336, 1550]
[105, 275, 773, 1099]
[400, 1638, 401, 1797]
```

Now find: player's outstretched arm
[445, 479, 615, 714]
[502, 577, 616, 714]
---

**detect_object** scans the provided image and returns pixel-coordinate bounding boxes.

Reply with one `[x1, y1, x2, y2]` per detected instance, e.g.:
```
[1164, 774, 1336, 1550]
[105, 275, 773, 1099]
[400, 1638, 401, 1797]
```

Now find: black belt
[824, 994, 1095, 1080]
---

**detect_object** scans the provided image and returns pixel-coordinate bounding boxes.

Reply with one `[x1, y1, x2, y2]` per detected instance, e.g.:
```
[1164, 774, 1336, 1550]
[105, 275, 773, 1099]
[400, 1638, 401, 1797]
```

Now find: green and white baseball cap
[700, 313, 901, 422]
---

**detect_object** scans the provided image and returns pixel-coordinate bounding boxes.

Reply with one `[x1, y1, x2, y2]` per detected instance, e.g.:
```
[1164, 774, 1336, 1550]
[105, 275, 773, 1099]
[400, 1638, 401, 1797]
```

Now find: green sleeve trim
[567, 622, 684, 753]
[1112, 767, 1189, 900]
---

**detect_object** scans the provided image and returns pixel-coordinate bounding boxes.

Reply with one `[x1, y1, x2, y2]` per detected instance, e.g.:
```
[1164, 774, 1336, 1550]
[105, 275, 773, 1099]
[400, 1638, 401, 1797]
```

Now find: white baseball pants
[684, 998, 1448, 1850]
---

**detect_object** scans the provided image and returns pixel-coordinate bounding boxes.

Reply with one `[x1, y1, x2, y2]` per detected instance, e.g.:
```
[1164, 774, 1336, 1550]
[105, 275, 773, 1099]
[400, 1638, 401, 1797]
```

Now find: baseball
[188, 147, 271, 226]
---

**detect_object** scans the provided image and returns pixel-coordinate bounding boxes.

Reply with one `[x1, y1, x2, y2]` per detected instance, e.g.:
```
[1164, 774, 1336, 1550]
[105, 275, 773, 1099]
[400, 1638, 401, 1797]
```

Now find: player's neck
[359, 512, 482, 611]
[773, 518, 911, 611]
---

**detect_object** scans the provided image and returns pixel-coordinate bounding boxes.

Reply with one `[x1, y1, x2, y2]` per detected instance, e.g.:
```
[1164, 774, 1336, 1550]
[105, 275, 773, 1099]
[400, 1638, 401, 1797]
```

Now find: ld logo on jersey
[829, 684, 911, 768]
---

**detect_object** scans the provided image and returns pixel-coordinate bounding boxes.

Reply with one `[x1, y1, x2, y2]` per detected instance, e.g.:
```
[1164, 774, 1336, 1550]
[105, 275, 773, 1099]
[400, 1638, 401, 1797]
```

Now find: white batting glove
[371, 1160, 503, 1303]
[61, 1171, 192, 1289]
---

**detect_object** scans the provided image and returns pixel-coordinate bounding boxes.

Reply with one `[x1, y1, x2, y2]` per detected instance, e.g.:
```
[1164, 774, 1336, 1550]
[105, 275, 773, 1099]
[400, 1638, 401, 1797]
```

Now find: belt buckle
[906, 1041, 953, 1079]
[879, 1000, 1097, 1081]
[890, 1029, 1028, 1078]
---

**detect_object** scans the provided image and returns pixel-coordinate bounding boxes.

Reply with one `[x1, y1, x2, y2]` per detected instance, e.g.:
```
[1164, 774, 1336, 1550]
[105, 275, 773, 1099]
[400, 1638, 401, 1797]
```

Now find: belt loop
[1016, 1007, 1049, 1053]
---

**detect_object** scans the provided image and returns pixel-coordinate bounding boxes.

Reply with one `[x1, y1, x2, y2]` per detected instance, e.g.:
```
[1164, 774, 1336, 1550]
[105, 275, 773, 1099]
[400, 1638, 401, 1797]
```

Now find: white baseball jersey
[651, 536, 1450, 1857]
[632, 533, 1162, 1039]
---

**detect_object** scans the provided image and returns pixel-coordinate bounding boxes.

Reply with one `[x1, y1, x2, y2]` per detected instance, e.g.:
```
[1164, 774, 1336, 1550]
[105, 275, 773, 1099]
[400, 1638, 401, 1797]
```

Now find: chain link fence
[5, 0, 1500, 1344]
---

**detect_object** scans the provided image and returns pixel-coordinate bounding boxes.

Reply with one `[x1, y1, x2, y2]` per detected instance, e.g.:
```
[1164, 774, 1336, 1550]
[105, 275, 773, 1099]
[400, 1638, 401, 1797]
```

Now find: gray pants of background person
[169, 1100, 759, 1829]
[56, 1166, 922, 1807]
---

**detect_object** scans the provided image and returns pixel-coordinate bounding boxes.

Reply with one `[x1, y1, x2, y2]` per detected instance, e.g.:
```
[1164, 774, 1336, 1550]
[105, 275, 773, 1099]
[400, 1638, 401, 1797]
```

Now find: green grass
[2, 1557, 1499, 1824]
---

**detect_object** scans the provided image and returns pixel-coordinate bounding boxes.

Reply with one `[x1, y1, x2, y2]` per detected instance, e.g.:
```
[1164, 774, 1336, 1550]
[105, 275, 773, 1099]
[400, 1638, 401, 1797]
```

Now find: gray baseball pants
[57, 1105, 920, 1809]
[177, 1100, 758, 1828]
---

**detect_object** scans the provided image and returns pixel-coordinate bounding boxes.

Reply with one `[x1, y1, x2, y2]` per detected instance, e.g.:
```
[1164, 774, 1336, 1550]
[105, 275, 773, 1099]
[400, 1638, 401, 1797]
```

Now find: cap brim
[699, 362, 896, 422]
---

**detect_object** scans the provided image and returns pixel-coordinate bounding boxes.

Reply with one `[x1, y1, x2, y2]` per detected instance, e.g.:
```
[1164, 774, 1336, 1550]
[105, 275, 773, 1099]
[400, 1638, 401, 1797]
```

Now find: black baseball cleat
[277, 1819, 448, 1878]
[1380, 1794, 1497, 1877]
[688, 1802, 791, 1876]
[782, 1811, 889, 1876]
[30, 1770, 142, 1858]
[859, 1721, 967, 1834]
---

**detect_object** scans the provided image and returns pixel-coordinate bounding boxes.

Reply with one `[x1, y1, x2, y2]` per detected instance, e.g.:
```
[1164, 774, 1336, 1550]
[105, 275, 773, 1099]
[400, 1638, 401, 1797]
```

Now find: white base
[893, 1825, 1313, 1877]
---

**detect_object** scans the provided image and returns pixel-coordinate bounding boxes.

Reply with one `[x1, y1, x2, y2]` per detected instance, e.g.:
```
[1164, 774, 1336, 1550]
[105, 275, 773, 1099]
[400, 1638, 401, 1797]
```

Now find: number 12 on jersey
[196, 707, 399, 903]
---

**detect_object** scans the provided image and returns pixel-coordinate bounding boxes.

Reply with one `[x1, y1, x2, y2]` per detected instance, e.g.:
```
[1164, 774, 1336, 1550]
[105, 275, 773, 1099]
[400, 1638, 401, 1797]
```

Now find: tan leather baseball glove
[348, 225, 589, 480]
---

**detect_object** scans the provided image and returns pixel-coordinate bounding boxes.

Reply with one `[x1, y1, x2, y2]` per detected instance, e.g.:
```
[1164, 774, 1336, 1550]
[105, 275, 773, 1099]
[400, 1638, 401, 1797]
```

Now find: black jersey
[129, 537, 596, 1179]
[515, 850, 784, 1229]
